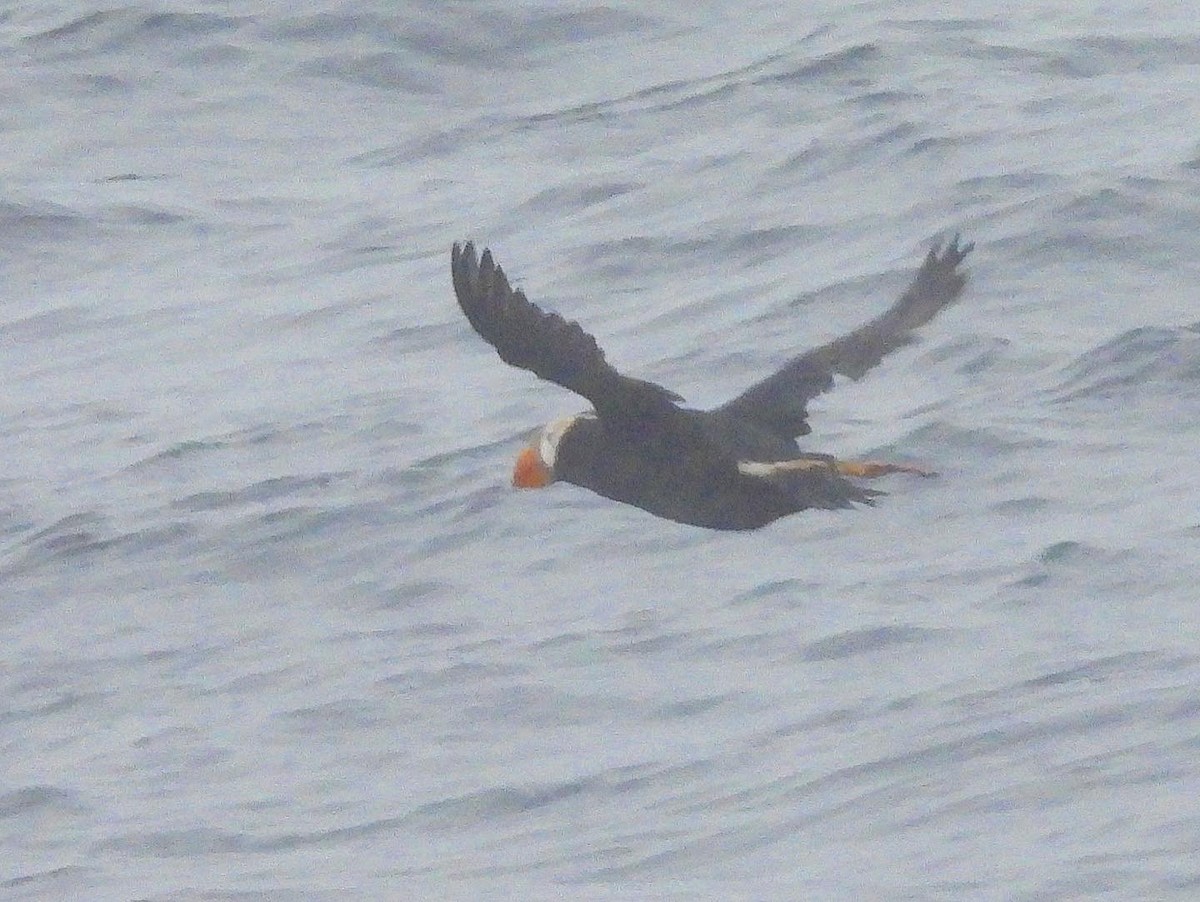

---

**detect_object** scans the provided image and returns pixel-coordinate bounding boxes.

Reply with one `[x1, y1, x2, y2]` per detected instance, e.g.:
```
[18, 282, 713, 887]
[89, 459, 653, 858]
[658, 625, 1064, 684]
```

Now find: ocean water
[4, 2, 1200, 898]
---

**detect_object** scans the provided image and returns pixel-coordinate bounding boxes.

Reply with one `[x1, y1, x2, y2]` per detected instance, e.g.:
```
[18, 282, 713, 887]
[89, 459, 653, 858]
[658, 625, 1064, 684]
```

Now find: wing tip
[452, 240, 484, 275]
[451, 239, 482, 314]
[452, 239, 475, 268]
[929, 232, 975, 269]
[451, 241, 511, 303]
[912, 230, 975, 303]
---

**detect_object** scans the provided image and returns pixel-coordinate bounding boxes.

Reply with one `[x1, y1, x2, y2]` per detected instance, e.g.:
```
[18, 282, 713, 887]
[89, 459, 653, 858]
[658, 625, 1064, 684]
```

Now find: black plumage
[451, 236, 973, 530]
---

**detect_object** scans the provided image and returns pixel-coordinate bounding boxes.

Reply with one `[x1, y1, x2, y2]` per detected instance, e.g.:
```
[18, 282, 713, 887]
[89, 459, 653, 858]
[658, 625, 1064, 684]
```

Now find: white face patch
[539, 415, 580, 470]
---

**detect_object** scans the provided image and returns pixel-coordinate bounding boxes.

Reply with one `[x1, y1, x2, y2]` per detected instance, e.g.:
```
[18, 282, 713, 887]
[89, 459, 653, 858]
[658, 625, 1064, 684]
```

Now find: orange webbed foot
[835, 459, 938, 479]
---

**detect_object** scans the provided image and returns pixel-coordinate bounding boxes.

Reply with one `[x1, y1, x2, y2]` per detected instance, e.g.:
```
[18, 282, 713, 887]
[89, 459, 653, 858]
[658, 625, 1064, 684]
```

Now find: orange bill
[512, 445, 553, 488]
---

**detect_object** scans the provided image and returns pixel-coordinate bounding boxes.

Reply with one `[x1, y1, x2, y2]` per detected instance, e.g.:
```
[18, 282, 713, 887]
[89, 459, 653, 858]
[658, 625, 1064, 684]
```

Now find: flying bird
[452, 236, 973, 530]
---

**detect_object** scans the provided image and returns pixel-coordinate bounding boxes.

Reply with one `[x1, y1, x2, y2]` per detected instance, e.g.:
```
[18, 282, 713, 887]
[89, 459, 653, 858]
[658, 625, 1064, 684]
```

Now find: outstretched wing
[452, 241, 682, 424]
[715, 235, 974, 438]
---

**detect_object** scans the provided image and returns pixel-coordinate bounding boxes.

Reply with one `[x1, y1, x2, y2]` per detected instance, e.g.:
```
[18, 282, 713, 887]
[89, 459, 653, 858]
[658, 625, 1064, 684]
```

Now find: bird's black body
[549, 414, 807, 530]
[451, 236, 973, 529]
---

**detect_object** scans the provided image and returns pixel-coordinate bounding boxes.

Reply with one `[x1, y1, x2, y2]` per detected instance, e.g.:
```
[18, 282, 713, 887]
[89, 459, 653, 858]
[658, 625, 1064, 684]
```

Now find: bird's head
[512, 415, 579, 489]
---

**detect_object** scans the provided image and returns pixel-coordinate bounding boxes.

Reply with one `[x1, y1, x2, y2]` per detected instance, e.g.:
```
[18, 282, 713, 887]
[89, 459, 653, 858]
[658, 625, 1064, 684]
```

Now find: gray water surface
[4, 3, 1200, 899]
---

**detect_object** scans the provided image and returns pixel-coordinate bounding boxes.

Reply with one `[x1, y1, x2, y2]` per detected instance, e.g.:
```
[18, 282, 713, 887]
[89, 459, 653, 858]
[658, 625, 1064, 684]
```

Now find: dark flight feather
[452, 241, 681, 426]
[715, 235, 974, 438]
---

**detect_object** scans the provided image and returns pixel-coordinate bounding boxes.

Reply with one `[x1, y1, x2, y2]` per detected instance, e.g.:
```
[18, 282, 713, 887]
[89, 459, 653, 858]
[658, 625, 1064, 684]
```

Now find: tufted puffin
[451, 236, 973, 530]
